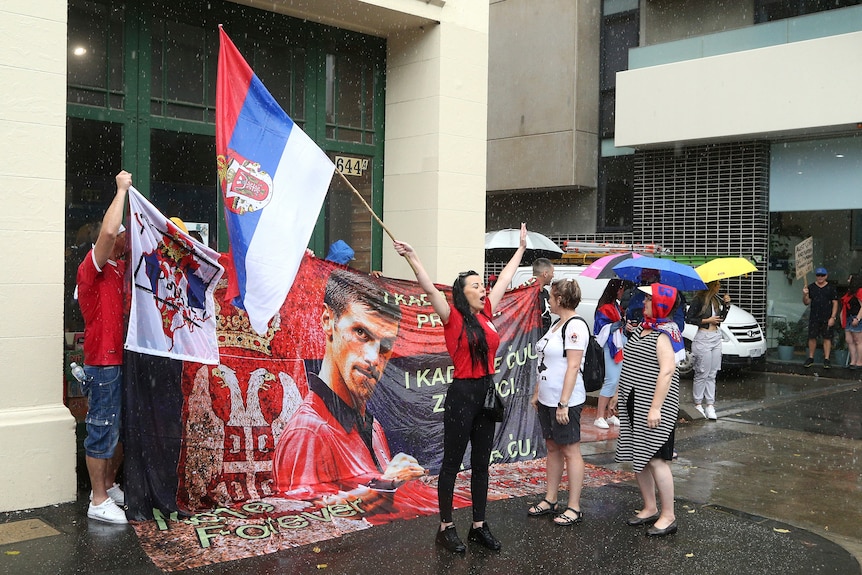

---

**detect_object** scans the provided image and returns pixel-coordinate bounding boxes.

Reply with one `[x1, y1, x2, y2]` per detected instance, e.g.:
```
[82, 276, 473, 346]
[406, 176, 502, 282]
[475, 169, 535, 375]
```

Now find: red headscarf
[641, 283, 685, 359]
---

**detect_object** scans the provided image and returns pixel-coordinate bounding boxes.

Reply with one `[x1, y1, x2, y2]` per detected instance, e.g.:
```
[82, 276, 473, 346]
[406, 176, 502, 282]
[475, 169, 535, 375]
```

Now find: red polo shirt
[273, 373, 393, 496]
[77, 249, 126, 366]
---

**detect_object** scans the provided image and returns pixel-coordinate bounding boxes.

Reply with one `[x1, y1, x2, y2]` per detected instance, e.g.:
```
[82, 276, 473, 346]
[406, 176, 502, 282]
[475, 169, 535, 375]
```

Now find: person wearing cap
[325, 239, 355, 266]
[802, 267, 838, 369]
[75, 170, 131, 524]
[615, 283, 682, 537]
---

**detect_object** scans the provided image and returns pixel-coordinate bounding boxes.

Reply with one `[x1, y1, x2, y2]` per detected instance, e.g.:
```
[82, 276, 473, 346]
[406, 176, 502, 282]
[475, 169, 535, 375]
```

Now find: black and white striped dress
[614, 327, 680, 473]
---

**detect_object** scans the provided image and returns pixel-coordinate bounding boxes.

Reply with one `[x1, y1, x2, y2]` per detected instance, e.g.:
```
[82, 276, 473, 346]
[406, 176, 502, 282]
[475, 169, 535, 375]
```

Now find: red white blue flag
[126, 187, 224, 364]
[216, 27, 335, 335]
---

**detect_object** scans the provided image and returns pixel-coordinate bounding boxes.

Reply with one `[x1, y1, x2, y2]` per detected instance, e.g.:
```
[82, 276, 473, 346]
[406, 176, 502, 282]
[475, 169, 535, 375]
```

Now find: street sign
[795, 236, 813, 279]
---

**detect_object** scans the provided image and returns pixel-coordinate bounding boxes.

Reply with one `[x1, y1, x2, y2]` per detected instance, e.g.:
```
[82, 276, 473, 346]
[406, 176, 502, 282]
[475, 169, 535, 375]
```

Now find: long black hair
[597, 278, 625, 308]
[451, 271, 489, 370]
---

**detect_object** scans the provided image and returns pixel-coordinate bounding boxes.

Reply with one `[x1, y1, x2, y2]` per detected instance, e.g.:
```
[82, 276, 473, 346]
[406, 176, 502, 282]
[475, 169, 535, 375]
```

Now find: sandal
[554, 507, 584, 526]
[527, 499, 558, 517]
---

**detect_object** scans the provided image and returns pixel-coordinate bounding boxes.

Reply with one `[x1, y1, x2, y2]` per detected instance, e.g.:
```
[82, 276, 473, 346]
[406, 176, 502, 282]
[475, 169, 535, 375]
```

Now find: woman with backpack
[527, 278, 589, 527]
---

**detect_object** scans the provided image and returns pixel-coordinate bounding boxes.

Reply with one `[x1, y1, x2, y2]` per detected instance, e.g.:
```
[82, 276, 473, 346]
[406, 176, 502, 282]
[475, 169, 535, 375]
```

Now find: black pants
[438, 377, 496, 523]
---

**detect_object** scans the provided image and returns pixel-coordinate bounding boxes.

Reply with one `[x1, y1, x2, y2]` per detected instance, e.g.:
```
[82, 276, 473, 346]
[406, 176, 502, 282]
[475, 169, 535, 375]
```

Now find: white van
[511, 265, 766, 376]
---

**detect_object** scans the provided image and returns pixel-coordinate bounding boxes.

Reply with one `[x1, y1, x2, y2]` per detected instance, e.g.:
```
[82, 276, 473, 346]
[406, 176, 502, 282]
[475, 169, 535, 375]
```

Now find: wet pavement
[1, 358, 861, 574]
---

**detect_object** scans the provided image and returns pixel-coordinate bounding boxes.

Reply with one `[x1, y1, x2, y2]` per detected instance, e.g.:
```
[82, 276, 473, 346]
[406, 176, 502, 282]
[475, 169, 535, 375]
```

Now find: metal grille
[633, 142, 770, 326]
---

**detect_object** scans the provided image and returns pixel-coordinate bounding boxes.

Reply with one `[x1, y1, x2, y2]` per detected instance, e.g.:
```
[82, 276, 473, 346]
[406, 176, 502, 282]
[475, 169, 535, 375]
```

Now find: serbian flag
[216, 27, 335, 335]
[125, 187, 225, 364]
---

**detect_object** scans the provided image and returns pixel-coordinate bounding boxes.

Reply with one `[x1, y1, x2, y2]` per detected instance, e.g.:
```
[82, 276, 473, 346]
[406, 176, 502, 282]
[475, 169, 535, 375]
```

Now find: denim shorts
[82, 364, 122, 459]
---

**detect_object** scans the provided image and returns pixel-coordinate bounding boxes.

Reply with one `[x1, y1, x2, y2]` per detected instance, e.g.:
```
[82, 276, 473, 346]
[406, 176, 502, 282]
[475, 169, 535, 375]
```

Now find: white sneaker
[594, 417, 610, 429]
[607, 416, 620, 426]
[107, 483, 125, 506]
[694, 405, 706, 418]
[705, 405, 718, 420]
[87, 497, 128, 524]
[90, 483, 125, 506]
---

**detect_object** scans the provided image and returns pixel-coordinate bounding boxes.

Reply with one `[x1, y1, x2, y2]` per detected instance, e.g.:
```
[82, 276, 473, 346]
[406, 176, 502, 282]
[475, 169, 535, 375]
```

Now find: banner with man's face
[125, 254, 547, 570]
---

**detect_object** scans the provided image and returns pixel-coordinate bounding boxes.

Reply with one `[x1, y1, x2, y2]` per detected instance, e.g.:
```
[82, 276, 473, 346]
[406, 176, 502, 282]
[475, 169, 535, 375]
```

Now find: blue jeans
[599, 344, 624, 397]
[82, 364, 123, 459]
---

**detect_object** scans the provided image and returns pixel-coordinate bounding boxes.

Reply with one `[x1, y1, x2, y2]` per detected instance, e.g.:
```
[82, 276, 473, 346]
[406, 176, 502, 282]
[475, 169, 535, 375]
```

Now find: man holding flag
[76, 171, 131, 525]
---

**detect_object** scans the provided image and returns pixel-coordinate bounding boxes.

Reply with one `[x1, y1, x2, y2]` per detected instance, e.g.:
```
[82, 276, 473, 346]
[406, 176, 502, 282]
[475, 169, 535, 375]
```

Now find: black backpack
[559, 316, 605, 393]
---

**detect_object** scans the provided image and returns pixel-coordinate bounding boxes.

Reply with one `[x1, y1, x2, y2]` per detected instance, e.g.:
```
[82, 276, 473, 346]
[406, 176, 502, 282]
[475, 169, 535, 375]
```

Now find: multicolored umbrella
[612, 256, 708, 291]
[695, 257, 757, 283]
[580, 252, 643, 279]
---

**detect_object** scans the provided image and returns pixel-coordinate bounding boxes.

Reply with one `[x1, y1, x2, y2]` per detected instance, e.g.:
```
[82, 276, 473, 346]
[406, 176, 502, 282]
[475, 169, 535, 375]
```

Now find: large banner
[125, 255, 548, 569]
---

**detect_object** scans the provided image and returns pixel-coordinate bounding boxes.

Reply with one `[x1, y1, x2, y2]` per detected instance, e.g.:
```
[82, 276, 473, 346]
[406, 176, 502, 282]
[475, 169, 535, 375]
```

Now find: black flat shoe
[626, 512, 660, 526]
[646, 520, 678, 537]
[468, 523, 502, 551]
[435, 525, 465, 553]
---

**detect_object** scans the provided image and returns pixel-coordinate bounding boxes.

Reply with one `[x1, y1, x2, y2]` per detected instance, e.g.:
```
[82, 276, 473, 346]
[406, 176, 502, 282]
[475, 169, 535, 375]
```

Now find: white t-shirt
[536, 316, 588, 408]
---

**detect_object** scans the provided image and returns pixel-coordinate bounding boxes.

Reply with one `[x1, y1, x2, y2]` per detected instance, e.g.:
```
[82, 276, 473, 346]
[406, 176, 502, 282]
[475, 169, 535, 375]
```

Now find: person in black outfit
[802, 267, 838, 368]
[532, 258, 555, 332]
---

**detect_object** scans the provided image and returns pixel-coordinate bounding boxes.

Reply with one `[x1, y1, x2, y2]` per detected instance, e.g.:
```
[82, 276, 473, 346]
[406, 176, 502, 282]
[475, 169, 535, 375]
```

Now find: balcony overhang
[229, 0, 442, 38]
[614, 31, 862, 149]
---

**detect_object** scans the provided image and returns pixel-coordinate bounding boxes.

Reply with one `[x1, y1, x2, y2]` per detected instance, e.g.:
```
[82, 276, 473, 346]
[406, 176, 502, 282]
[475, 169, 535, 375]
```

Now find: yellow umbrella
[695, 257, 757, 283]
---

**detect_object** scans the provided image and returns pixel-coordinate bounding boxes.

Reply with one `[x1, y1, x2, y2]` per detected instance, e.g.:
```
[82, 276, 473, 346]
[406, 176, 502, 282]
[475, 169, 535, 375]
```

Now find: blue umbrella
[612, 256, 707, 291]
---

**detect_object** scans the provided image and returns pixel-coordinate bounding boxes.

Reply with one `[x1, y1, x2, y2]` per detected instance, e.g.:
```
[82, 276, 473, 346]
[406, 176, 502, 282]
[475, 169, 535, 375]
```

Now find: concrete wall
[382, 1, 491, 283]
[615, 31, 862, 148]
[486, 0, 600, 194]
[0, 0, 77, 511]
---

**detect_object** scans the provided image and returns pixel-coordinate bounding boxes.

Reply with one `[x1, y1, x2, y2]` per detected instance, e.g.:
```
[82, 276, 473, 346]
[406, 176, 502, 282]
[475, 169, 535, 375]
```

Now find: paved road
[588, 368, 862, 563]
[1, 368, 860, 574]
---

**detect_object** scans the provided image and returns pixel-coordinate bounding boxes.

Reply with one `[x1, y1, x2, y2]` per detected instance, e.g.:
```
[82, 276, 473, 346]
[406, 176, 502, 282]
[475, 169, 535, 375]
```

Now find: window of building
[755, 0, 861, 22]
[598, 155, 635, 231]
[599, 7, 638, 138]
[598, 3, 639, 231]
[65, 0, 386, 338]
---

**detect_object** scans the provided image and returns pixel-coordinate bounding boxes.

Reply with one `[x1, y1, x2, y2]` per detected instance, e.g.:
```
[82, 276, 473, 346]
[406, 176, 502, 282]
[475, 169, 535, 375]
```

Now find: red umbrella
[579, 252, 642, 279]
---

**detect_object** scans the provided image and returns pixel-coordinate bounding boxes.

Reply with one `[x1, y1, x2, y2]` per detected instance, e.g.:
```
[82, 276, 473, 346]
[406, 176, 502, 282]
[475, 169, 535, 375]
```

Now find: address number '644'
[335, 156, 369, 177]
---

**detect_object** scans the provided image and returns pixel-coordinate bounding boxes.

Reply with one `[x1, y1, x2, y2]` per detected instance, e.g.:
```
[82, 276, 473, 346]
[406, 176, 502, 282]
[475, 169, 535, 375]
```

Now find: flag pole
[336, 170, 397, 242]
[336, 170, 426, 277]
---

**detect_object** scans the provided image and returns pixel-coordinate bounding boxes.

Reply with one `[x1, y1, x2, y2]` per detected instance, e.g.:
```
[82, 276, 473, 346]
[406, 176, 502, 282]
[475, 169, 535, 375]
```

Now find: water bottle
[70, 362, 86, 383]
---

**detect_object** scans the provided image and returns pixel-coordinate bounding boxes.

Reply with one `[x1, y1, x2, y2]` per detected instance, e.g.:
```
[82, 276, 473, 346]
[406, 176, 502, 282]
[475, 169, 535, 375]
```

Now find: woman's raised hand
[393, 240, 413, 257]
[519, 223, 527, 249]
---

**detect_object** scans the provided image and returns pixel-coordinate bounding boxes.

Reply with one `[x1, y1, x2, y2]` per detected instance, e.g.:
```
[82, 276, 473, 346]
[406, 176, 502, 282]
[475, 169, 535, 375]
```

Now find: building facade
[488, 0, 862, 344]
[0, 0, 489, 512]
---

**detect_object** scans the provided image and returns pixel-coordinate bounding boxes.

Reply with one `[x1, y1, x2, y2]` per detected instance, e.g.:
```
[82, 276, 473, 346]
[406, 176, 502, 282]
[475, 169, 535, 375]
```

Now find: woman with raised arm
[393, 223, 528, 553]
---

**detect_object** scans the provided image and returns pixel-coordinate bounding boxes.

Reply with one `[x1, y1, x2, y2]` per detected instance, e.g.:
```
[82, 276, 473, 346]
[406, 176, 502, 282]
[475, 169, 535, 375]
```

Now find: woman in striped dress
[614, 283, 681, 537]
